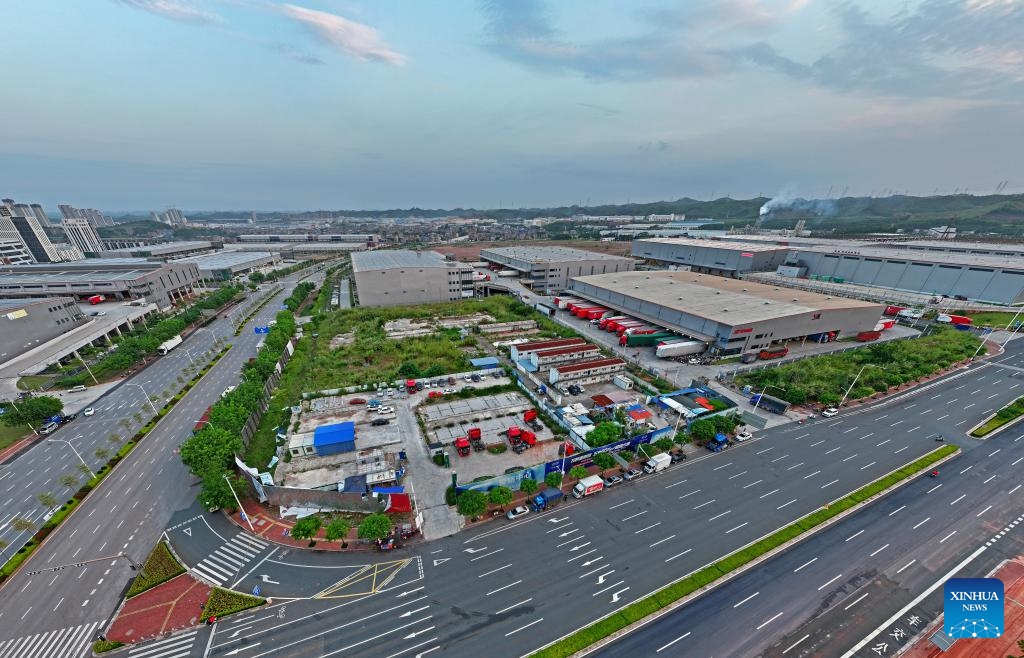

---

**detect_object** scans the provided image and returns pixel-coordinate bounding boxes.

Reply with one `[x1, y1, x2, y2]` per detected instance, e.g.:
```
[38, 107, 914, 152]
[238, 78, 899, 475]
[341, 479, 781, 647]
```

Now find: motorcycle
[928, 470, 939, 478]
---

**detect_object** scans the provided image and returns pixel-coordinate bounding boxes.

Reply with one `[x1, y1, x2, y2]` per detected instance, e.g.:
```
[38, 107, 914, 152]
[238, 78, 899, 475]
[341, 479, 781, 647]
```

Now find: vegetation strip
[126, 541, 186, 598]
[201, 586, 266, 622]
[529, 444, 958, 658]
[969, 396, 1024, 437]
[232, 286, 283, 336]
[0, 347, 229, 583]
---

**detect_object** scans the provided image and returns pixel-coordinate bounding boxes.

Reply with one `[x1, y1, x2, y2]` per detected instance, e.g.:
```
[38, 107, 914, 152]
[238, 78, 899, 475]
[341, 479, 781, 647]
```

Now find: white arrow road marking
[404, 626, 436, 639]
[463, 547, 488, 554]
[610, 587, 629, 603]
[558, 529, 580, 538]
[414, 647, 440, 658]
[396, 587, 425, 597]
[432, 558, 450, 566]
[548, 517, 568, 523]
[259, 575, 279, 584]
[230, 625, 254, 638]
[226, 643, 261, 655]
[580, 556, 604, 567]
[400, 606, 430, 618]
[569, 542, 592, 551]
[597, 571, 615, 584]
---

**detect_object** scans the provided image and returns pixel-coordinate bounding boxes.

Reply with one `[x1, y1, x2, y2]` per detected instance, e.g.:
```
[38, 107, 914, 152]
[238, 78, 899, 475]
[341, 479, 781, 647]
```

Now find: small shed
[470, 356, 501, 370]
[313, 421, 356, 456]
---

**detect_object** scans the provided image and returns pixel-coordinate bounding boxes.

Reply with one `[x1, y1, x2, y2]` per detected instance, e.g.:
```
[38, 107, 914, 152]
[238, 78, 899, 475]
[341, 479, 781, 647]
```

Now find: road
[0, 277, 313, 658]
[182, 341, 1023, 657]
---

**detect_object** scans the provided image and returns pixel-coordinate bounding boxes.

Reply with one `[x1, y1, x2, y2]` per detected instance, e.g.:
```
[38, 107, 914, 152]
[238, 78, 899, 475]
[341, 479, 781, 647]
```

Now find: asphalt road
[0, 278, 311, 658]
[185, 341, 1024, 658]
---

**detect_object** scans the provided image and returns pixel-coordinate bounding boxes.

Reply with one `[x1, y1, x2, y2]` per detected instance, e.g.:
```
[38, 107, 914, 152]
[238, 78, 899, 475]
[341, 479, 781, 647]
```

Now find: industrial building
[224, 242, 365, 259]
[0, 297, 88, 363]
[567, 271, 884, 355]
[549, 357, 626, 385]
[509, 337, 586, 362]
[177, 251, 278, 282]
[237, 233, 381, 246]
[101, 241, 217, 261]
[480, 246, 635, 293]
[632, 238, 790, 277]
[530, 343, 602, 369]
[351, 249, 474, 307]
[0, 258, 201, 308]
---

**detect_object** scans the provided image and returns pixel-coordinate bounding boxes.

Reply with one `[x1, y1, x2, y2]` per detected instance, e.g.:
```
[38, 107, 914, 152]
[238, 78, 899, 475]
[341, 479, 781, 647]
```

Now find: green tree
[94, 447, 109, 461]
[397, 362, 421, 378]
[291, 516, 322, 540]
[10, 517, 35, 533]
[545, 472, 563, 489]
[568, 466, 588, 480]
[592, 452, 616, 469]
[108, 433, 122, 446]
[618, 450, 635, 462]
[324, 518, 351, 543]
[519, 478, 538, 495]
[0, 538, 8, 559]
[0, 396, 63, 427]
[358, 513, 393, 541]
[456, 489, 487, 518]
[654, 438, 674, 453]
[586, 422, 622, 448]
[77, 462, 92, 476]
[198, 469, 243, 511]
[180, 427, 243, 476]
[487, 486, 513, 510]
[59, 473, 79, 489]
[36, 492, 57, 509]
[689, 419, 716, 443]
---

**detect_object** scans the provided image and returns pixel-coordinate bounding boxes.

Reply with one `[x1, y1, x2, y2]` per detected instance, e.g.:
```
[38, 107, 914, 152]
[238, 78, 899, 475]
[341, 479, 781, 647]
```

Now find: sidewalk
[105, 574, 210, 644]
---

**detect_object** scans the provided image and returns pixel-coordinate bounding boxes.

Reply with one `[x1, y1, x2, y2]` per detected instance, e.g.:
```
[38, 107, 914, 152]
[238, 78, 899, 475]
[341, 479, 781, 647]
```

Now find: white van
[69, 385, 87, 393]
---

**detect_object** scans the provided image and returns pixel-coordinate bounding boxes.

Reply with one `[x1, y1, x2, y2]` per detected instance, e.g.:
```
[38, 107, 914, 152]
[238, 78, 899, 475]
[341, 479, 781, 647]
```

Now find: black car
[670, 452, 686, 463]
[371, 418, 390, 426]
[471, 374, 481, 382]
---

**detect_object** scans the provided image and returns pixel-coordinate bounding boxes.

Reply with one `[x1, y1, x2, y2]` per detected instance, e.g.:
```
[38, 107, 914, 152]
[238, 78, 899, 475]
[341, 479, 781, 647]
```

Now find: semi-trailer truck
[621, 331, 676, 347]
[655, 340, 707, 358]
[572, 475, 604, 499]
[157, 334, 183, 355]
[87, 294, 106, 305]
[615, 321, 647, 336]
[599, 315, 627, 330]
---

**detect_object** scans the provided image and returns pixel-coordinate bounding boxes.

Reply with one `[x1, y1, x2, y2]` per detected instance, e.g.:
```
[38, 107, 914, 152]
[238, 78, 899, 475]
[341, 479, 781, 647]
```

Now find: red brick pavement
[106, 574, 211, 644]
[227, 499, 366, 551]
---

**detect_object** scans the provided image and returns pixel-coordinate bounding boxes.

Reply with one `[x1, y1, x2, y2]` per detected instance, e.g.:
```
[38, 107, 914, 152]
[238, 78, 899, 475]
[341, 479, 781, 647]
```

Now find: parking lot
[420, 391, 530, 426]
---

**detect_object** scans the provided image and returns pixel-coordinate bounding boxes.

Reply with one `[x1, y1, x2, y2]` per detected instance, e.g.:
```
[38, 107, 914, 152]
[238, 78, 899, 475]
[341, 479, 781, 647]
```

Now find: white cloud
[113, 0, 220, 25]
[280, 4, 406, 66]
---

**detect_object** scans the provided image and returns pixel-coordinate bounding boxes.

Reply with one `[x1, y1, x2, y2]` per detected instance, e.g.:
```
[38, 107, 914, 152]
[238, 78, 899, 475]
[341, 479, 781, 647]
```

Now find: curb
[965, 397, 1024, 439]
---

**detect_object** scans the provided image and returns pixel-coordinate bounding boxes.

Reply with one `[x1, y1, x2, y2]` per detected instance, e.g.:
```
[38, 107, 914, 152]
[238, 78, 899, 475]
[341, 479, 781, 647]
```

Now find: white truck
[158, 334, 183, 355]
[655, 340, 707, 358]
[642, 452, 671, 474]
[572, 475, 604, 499]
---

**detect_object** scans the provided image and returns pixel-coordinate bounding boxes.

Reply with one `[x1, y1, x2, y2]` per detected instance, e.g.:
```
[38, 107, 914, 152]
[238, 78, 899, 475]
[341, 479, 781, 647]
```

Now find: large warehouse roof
[351, 249, 450, 272]
[637, 237, 788, 253]
[177, 251, 273, 269]
[483, 246, 633, 263]
[570, 271, 881, 326]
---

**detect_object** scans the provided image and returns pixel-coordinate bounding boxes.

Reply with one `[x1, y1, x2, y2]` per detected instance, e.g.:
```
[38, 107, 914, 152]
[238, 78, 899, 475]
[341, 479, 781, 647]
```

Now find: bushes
[545, 472, 563, 488]
[127, 542, 185, 598]
[202, 587, 265, 622]
[487, 444, 507, 454]
[970, 396, 1024, 437]
[456, 490, 487, 518]
[592, 452, 616, 470]
[92, 640, 124, 654]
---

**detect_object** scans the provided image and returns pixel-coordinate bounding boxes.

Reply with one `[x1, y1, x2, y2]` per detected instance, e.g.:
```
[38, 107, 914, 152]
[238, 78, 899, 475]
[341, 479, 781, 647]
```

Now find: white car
[221, 385, 236, 398]
[505, 506, 529, 520]
[821, 407, 839, 418]
[83, 407, 95, 416]
[442, 388, 456, 394]
[735, 431, 752, 442]
[377, 406, 395, 415]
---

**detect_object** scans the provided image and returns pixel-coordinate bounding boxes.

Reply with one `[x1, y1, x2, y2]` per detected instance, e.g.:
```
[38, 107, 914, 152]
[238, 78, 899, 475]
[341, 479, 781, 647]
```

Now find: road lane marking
[621, 511, 647, 521]
[896, 559, 916, 574]
[907, 426, 920, 433]
[842, 454, 858, 462]
[794, 433, 810, 440]
[912, 517, 931, 530]
[927, 483, 942, 493]
[742, 480, 764, 489]
[817, 574, 842, 591]
[825, 447, 840, 455]
[657, 631, 691, 653]
[940, 531, 957, 543]
[592, 580, 625, 596]
[861, 461, 877, 469]
[566, 550, 597, 563]
[782, 634, 810, 654]
[870, 544, 889, 557]
[679, 489, 701, 500]
[793, 557, 818, 572]
[707, 510, 731, 522]
[495, 598, 532, 615]
[664, 479, 688, 489]
[889, 505, 906, 516]
[470, 548, 504, 562]
[876, 439, 890, 447]
[505, 618, 544, 636]
[649, 534, 676, 548]
[988, 449, 1001, 457]
[713, 462, 733, 471]
[950, 494, 966, 505]
[759, 489, 779, 499]
[777, 499, 797, 510]
[844, 592, 869, 610]
[609, 499, 634, 510]
[821, 479, 839, 489]
[485, 580, 521, 596]
[803, 470, 821, 479]
[977, 505, 993, 517]
[756, 611, 783, 630]
[771, 454, 790, 463]
[960, 465, 974, 474]
[756, 447, 774, 455]
[809, 440, 825, 447]
[984, 475, 997, 484]
[635, 523, 661, 534]
[733, 592, 759, 608]
[845, 530, 864, 542]
[478, 564, 512, 577]
[724, 522, 748, 534]
[785, 462, 806, 471]
[693, 500, 715, 510]
[727, 470, 748, 480]
[936, 414, 949, 420]
[843, 427, 860, 434]
[665, 549, 691, 563]
[894, 446, 908, 454]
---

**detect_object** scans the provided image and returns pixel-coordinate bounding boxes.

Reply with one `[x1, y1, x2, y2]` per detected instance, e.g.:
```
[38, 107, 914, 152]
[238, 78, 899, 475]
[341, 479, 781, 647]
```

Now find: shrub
[592, 452, 616, 469]
[92, 640, 124, 654]
[488, 486, 513, 509]
[519, 478, 538, 494]
[487, 444, 507, 454]
[545, 472, 563, 488]
[291, 516, 322, 540]
[618, 450, 635, 462]
[358, 513, 393, 541]
[568, 466, 589, 480]
[127, 541, 185, 598]
[324, 518, 351, 543]
[456, 490, 487, 518]
[202, 587, 265, 621]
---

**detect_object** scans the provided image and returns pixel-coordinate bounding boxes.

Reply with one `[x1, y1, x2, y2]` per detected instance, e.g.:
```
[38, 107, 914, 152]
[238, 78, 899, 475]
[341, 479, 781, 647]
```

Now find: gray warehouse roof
[0, 297, 54, 310]
[105, 241, 213, 256]
[177, 251, 273, 269]
[351, 249, 451, 272]
[570, 271, 881, 326]
[482, 246, 634, 263]
[636, 237, 789, 253]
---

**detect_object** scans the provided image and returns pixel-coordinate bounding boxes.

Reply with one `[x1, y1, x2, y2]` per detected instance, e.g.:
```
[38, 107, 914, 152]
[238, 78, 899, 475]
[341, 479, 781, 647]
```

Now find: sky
[2, 0, 1023, 211]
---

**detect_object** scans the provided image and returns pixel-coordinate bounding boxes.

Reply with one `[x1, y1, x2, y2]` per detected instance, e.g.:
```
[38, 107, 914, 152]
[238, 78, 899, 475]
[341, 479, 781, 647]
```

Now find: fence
[240, 339, 295, 447]
[263, 485, 386, 513]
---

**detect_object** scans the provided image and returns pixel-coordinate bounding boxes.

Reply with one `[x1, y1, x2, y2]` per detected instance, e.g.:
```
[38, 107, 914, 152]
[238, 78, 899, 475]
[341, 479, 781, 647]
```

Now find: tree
[456, 490, 487, 518]
[586, 422, 622, 447]
[654, 438, 674, 453]
[94, 447, 109, 461]
[198, 469, 243, 511]
[487, 486, 513, 510]
[519, 478, 538, 495]
[324, 518, 351, 543]
[0, 395, 63, 427]
[568, 466, 588, 481]
[0, 538, 8, 559]
[59, 473, 79, 489]
[10, 517, 35, 533]
[397, 362, 421, 378]
[180, 427, 243, 476]
[36, 492, 57, 509]
[592, 452, 616, 469]
[291, 516, 322, 541]
[545, 472, 563, 489]
[108, 433, 122, 446]
[77, 463, 92, 476]
[358, 513, 393, 541]
[689, 419, 716, 443]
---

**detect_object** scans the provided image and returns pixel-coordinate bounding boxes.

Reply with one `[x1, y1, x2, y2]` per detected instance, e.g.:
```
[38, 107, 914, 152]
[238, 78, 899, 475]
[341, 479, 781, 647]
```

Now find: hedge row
[202, 587, 266, 621]
[530, 444, 958, 658]
[126, 541, 185, 598]
[233, 287, 282, 336]
[969, 396, 1024, 437]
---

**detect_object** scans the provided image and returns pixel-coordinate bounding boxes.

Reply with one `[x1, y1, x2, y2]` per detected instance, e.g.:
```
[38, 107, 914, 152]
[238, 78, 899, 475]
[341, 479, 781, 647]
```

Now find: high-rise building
[29, 204, 51, 227]
[63, 217, 105, 254]
[58, 204, 113, 227]
[11, 215, 60, 262]
[0, 239, 33, 265]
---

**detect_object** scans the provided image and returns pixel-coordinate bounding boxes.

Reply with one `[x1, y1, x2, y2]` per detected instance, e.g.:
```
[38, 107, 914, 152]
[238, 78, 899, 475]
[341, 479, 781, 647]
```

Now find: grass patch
[92, 639, 124, 653]
[0, 424, 29, 452]
[202, 587, 266, 621]
[17, 375, 54, 391]
[963, 311, 1022, 328]
[529, 445, 957, 658]
[127, 541, 186, 598]
[970, 396, 1024, 437]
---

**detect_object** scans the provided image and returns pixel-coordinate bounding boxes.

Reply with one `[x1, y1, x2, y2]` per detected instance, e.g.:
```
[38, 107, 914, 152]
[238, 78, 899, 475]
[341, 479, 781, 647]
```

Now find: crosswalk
[127, 629, 199, 658]
[190, 533, 268, 586]
[0, 621, 101, 658]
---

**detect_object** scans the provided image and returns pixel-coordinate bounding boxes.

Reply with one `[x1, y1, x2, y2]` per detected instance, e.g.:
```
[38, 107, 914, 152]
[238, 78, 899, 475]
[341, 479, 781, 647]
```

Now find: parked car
[492, 371, 502, 379]
[69, 385, 87, 393]
[821, 407, 839, 418]
[603, 474, 623, 487]
[622, 468, 642, 481]
[471, 374, 481, 382]
[464, 374, 472, 382]
[39, 422, 59, 435]
[221, 385, 236, 398]
[735, 431, 753, 442]
[377, 406, 395, 414]
[83, 407, 95, 416]
[95, 311, 106, 316]
[442, 388, 456, 394]
[349, 398, 367, 405]
[670, 452, 686, 463]
[371, 418, 390, 426]
[427, 391, 443, 399]
[448, 376, 456, 385]
[505, 506, 529, 521]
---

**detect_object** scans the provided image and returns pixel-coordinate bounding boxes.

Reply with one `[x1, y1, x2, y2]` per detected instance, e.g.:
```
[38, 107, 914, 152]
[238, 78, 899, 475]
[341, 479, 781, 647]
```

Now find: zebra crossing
[0, 620, 101, 658]
[127, 628, 199, 658]
[190, 532, 268, 586]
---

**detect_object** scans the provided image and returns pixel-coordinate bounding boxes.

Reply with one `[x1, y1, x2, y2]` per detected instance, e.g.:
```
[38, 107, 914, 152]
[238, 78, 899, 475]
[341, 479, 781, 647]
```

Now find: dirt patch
[329, 331, 355, 348]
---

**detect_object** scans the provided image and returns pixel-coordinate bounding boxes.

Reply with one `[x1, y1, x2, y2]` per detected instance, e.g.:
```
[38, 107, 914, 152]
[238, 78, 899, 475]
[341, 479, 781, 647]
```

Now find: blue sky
[3, 0, 1023, 211]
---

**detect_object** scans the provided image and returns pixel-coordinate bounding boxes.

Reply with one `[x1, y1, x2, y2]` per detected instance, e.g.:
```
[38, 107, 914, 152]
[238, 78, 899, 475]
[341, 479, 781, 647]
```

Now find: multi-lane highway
[0, 277, 312, 658]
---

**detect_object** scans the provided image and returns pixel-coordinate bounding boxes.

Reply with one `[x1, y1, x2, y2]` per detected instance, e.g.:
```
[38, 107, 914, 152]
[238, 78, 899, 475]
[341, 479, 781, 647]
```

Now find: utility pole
[224, 474, 255, 533]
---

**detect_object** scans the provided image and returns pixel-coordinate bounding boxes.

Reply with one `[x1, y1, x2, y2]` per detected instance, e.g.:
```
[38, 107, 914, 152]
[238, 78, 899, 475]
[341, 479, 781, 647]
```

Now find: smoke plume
[759, 193, 837, 218]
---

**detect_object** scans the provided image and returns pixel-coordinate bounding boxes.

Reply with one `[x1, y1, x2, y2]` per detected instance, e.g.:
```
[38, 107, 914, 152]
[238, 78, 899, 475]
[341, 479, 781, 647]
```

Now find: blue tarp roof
[372, 486, 405, 494]
[313, 421, 355, 448]
[470, 356, 501, 368]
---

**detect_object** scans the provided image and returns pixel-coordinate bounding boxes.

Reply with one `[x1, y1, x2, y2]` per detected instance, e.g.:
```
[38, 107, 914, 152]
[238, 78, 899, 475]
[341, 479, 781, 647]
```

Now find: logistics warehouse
[567, 270, 885, 355]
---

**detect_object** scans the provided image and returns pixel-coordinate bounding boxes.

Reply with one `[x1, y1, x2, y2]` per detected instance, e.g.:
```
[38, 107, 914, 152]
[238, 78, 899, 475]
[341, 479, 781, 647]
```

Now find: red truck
[599, 316, 626, 330]
[584, 308, 609, 320]
[406, 379, 418, 394]
[856, 331, 882, 342]
[88, 295, 106, 305]
[574, 306, 603, 318]
[883, 305, 905, 317]
[607, 318, 637, 333]
[759, 346, 789, 360]
[454, 437, 471, 457]
[523, 409, 537, 423]
[507, 426, 523, 445]
[616, 321, 646, 336]
[937, 314, 973, 326]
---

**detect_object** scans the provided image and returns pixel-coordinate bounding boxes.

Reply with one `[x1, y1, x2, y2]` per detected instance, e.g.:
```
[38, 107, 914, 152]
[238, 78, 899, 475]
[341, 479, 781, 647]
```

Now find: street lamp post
[48, 438, 95, 478]
[999, 305, 1024, 348]
[181, 347, 196, 367]
[839, 364, 887, 408]
[752, 384, 786, 414]
[126, 382, 158, 415]
[192, 326, 223, 347]
[223, 474, 255, 533]
[194, 419, 217, 431]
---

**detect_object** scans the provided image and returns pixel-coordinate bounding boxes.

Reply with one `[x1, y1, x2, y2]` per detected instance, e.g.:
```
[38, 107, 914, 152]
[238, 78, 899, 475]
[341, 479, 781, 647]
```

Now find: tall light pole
[181, 347, 196, 367]
[999, 305, 1024, 348]
[192, 326, 224, 347]
[125, 382, 158, 415]
[839, 364, 887, 407]
[752, 384, 786, 413]
[48, 438, 95, 478]
[194, 419, 217, 431]
[224, 474, 255, 533]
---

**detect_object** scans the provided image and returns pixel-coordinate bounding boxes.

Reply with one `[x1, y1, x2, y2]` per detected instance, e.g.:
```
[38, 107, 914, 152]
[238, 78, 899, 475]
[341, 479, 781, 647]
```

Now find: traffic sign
[254, 327, 270, 334]
[252, 585, 261, 596]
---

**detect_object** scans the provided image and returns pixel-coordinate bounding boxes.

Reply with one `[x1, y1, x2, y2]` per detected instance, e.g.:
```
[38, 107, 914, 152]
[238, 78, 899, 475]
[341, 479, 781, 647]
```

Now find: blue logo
[944, 577, 1003, 638]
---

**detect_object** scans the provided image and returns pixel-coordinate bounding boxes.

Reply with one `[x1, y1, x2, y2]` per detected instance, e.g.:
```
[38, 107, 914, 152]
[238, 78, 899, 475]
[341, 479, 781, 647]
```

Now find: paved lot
[420, 389, 525, 425]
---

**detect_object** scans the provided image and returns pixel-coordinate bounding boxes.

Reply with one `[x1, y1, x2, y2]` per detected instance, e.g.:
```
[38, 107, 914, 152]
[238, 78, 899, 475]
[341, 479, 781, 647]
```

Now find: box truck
[572, 475, 604, 499]
[655, 340, 707, 358]
[642, 452, 671, 474]
[158, 334, 183, 355]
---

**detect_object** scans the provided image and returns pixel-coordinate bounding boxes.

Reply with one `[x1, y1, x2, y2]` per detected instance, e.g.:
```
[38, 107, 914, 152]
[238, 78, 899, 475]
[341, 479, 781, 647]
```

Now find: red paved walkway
[227, 499, 365, 551]
[106, 574, 211, 644]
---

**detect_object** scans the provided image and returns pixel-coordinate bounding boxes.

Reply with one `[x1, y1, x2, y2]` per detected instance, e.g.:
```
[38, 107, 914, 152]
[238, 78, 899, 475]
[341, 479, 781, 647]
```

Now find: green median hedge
[530, 444, 958, 658]
[202, 587, 266, 621]
[127, 541, 186, 598]
[970, 396, 1024, 437]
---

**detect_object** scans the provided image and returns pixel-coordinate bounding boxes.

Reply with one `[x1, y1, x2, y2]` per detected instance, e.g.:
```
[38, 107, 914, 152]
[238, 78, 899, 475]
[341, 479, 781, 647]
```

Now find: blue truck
[530, 487, 564, 512]
[706, 432, 729, 453]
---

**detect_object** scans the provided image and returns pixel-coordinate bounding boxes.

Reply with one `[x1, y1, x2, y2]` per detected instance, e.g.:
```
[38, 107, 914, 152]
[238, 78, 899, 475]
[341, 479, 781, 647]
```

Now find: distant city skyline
[2, 0, 1022, 211]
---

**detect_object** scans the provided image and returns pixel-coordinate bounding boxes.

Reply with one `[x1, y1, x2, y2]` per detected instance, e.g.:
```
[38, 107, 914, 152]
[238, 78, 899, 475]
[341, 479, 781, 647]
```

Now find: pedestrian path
[190, 532, 268, 586]
[127, 629, 199, 658]
[0, 620, 101, 658]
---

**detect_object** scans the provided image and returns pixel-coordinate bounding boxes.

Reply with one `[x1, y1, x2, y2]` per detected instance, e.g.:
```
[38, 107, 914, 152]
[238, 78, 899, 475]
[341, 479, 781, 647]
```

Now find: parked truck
[758, 346, 789, 360]
[87, 294, 106, 305]
[615, 321, 647, 336]
[530, 487, 564, 512]
[598, 315, 627, 330]
[406, 379, 418, 394]
[750, 393, 790, 414]
[642, 452, 671, 474]
[572, 475, 604, 499]
[157, 334, 183, 355]
[584, 308, 610, 320]
[883, 305, 906, 317]
[655, 339, 707, 358]
[621, 331, 676, 347]
[606, 318, 638, 333]
[454, 436, 471, 457]
[936, 314, 973, 326]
